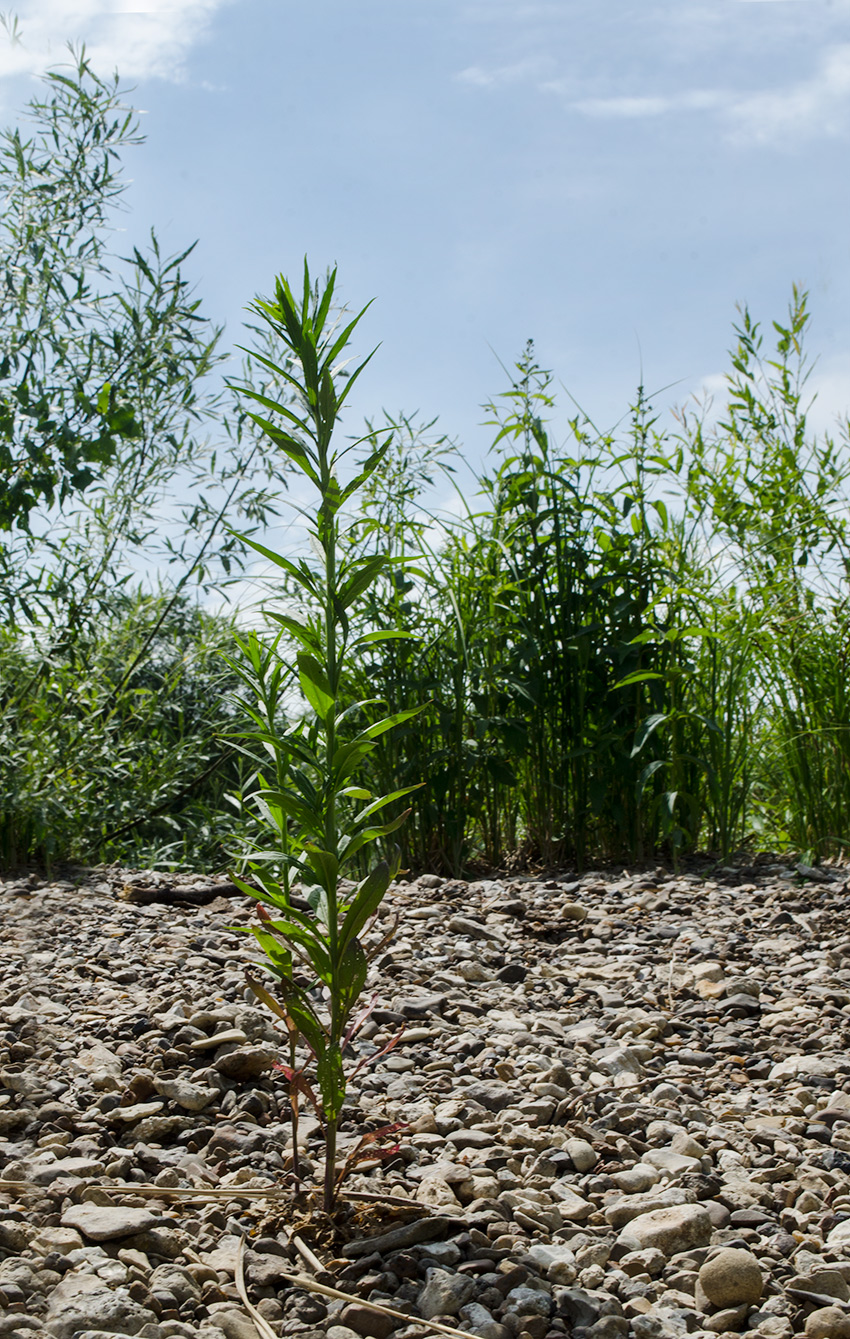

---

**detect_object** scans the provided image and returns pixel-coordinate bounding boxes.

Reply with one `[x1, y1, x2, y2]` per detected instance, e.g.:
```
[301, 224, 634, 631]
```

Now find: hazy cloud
[727, 42, 850, 142]
[0, 1, 234, 84]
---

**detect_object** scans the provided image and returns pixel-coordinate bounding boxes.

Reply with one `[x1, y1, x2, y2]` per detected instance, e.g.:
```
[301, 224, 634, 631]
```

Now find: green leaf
[631, 713, 668, 758]
[259, 917, 332, 978]
[357, 705, 427, 743]
[244, 925, 293, 977]
[353, 783, 424, 825]
[337, 937, 368, 1019]
[339, 861, 390, 955]
[636, 759, 665, 800]
[260, 788, 324, 834]
[316, 1041, 346, 1122]
[297, 652, 335, 720]
[304, 844, 339, 894]
[340, 808, 411, 862]
[231, 532, 319, 598]
[332, 736, 377, 783]
[338, 555, 387, 611]
[267, 612, 323, 654]
[353, 629, 415, 647]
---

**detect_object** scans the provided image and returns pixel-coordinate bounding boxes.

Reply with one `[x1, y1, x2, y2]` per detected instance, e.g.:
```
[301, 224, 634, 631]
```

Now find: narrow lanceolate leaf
[338, 555, 387, 611]
[340, 809, 412, 862]
[253, 917, 333, 981]
[228, 870, 288, 911]
[358, 705, 427, 742]
[230, 532, 320, 598]
[353, 783, 424, 825]
[244, 926, 293, 977]
[338, 861, 390, 955]
[317, 1044, 346, 1124]
[352, 629, 415, 647]
[636, 758, 665, 800]
[296, 652, 334, 720]
[337, 937, 369, 1019]
[630, 712, 668, 757]
[331, 736, 377, 783]
[266, 612, 323, 655]
[260, 788, 324, 834]
[244, 971, 292, 1024]
[303, 844, 339, 895]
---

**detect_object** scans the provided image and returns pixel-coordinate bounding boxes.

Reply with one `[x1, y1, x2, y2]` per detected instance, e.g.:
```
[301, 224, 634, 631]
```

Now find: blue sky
[3, 0, 850, 473]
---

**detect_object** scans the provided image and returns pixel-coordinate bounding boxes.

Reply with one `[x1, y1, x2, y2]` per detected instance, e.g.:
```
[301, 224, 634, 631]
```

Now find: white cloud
[563, 43, 850, 145]
[727, 42, 850, 143]
[572, 95, 673, 120]
[0, 0, 234, 85]
[457, 56, 550, 89]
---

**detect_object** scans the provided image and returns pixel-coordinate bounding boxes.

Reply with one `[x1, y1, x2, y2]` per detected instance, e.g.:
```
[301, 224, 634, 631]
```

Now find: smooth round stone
[610, 1166, 660, 1193]
[699, 1248, 764, 1307]
[805, 1308, 850, 1339]
[564, 1137, 598, 1172]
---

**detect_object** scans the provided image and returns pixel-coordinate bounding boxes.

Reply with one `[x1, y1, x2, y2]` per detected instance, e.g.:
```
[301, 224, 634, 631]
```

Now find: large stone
[342, 1215, 448, 1257]
[789, 1271, 850, 1303]
[549, 1181, 594, 1220]
[29, 1155, 106, 1185]
[805, 1309, 850, 1339]
[61, 1204, 159, 1241]
[149, 1262, 202, 1305]
[213, 1044, 276, 1080]
[462, 1079, 515, 1111]
[564, 1137, 598, 1172]
[503, 1286, 554, 1319]
[418, 1267, 476, 1318]
[618, 1203, 712, 1256]
[153, 1075, 217, 1110]
[339, 1303, 397, 1339]
[44, 1273, 157, 1338]
[526, 1242, 578, 1285]
[592, 1046, 644, 1088]
[698, 1249, 763, 1308]
[604, 1188, 692, 1229]
[212, 1311, 263, 1339]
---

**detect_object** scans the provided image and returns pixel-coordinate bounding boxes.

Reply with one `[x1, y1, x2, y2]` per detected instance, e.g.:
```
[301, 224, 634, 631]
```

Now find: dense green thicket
[333, 296, 850, 874]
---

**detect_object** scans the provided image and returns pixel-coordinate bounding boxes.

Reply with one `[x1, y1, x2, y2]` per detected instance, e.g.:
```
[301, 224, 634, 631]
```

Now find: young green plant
[228, 263, 421, 1212]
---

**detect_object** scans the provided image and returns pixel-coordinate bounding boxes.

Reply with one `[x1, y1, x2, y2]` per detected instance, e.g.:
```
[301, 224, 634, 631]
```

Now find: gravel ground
[3, 860, 850, 1339]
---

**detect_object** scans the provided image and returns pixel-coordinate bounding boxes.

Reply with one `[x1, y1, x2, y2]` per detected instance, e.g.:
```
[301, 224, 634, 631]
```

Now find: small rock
[698, 1248, 763, 1308]
[213, 1044, 276, 1080]
[418, 1268, 476, 1318]
[564, 1137, 598, 1172]
[211, 1311, 263, 1339]
[338, 1304, 396, 1339]
[153, 1076, 217, 1111]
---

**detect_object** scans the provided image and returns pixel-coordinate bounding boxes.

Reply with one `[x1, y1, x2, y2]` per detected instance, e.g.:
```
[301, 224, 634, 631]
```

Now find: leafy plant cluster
[331, 297, 850, 872]
[0, 53, 291, 867]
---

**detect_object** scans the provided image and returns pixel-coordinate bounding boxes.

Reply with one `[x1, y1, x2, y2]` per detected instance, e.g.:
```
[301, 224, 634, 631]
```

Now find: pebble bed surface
[3, 862, 850, 1339]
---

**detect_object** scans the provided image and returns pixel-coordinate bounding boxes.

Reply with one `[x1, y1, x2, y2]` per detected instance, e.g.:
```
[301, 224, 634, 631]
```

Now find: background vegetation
[2, 58, 848, 874]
